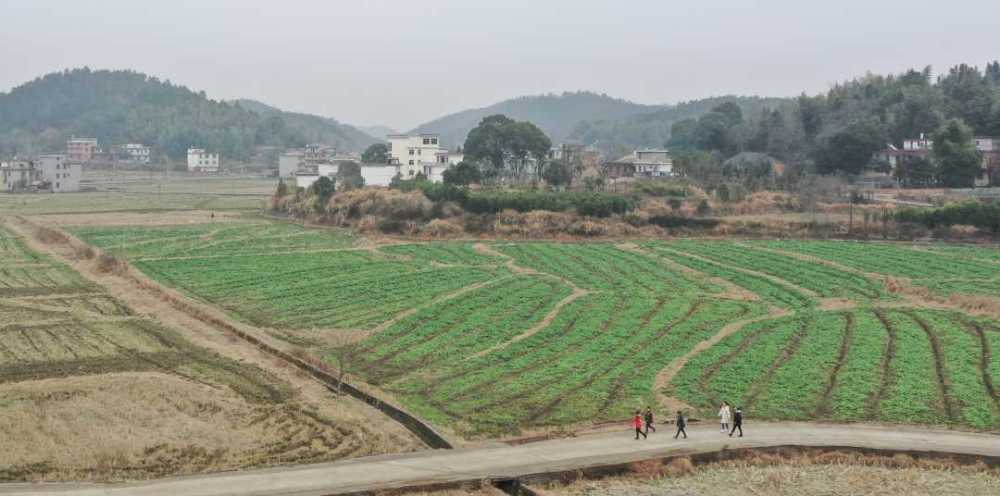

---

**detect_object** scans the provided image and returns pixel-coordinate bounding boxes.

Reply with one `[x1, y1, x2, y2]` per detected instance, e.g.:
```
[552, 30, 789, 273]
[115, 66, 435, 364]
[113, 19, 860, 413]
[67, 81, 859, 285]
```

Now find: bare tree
[324, 329, 368, 397]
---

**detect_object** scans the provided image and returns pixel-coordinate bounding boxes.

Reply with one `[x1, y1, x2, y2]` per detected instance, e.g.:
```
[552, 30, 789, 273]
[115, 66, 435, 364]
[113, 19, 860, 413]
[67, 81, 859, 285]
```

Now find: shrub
[34, 226, 69, 245]
[95, 253, 126, 275]
[633, 181, 688, 197]
[647, 215, 720, 229]
[421, 219, 464, 237]
[896, 200, 1000, 234]
[462, 190, 635, 218]
[326, 188, 432, 224]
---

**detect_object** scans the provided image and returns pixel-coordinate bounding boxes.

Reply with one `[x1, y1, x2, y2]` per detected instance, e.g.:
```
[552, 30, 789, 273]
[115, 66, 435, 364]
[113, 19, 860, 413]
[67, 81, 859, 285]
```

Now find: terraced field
[0, 224, 418, 481]
[65, 221, 1000, 436]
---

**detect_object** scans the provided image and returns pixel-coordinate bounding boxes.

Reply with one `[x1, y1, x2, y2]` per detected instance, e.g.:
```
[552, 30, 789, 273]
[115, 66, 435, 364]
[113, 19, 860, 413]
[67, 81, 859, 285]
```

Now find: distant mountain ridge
[357, 125, 399, 141]
[0, 68, 376, 160]
[410, 91, 660, 147]
[232, 99, 378, 151]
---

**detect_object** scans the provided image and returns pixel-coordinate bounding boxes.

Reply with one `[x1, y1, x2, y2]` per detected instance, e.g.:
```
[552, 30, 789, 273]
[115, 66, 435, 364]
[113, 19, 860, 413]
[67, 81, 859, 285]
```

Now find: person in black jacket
[673, 410, 687, 439]
[643, 406, 656, 435]
[729, 407, 743, 437]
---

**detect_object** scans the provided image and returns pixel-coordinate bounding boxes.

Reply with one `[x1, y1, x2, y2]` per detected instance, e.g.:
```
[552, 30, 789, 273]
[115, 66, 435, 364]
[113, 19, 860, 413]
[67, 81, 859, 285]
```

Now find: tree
[274, 178, 288, 197]
[336, 161, 365, 190]
[463, 114, 551, 180]
[361, 143, 389, 163]
[933, 118, 982, 188]
[894, 156, 937, 188]
[541, 159, 573, 188]
[813, 119, 884, 175]
[442, 161, 481, 186]
[309, 176, 336, 211]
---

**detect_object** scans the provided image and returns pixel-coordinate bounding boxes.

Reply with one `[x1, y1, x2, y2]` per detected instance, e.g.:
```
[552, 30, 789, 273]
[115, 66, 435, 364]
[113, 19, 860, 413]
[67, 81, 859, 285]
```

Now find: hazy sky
[1, 0, 997, 130]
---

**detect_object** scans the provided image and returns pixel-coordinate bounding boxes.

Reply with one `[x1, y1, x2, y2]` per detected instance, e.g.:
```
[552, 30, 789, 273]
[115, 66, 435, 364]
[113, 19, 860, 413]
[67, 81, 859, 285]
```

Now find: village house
[122, 144, 152, 164]
[0, 160, 39, 191]
[37, 153, 81, 192]
[388, 133, 460, 182]
[1, 154, 81, 192]
[187, 148, 220, 172]
[66, 137, 99, 163]
[877, 134, 1000, 185]
[603, 149, 673, 179]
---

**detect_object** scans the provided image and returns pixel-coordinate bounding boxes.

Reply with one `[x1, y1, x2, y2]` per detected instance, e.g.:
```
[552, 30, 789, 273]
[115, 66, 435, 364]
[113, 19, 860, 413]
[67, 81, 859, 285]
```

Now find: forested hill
[232, 99, 378, 152]
[0, 68, 375, 160]
[570, 95, 792, 154]
[410, 91, 659, 147]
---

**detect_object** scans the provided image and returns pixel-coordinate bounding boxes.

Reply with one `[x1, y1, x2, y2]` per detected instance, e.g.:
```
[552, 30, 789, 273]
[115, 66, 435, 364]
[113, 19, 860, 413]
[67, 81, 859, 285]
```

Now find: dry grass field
[0, 223, 420, 482]
[545, 451, 1000, 496]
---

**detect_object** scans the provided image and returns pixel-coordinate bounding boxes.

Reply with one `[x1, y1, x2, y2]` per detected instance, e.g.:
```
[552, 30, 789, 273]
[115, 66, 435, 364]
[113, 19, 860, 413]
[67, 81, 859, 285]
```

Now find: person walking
[633, 410, 647, 440]
[643, 406, 656, 435]
[718, 401, 732, 433]
[729, 407, 743, 437]
[673, 410, 687, 439]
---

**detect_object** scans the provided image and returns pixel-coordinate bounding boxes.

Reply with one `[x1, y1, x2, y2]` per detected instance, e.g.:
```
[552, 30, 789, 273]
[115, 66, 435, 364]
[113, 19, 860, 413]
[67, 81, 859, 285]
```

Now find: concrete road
[2, 422, 998, 496]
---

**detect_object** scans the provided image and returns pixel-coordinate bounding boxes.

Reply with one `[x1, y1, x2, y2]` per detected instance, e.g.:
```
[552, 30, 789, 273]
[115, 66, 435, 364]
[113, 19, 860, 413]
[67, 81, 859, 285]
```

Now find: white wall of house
[296, 174, 319, 190]
[361, 165, 398, 187]
[317, 163, 339, 178]
[388, 134, 449, 179]
[187, 148, 219, 172]
[124, 144, 151, 164]
[279, 152, 304, 177]
[37, 154, 81, 192]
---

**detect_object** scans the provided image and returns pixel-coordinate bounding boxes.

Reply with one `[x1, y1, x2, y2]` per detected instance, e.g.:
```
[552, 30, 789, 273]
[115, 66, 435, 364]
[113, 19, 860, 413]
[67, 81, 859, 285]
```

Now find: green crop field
[69, 221, 1000, 437]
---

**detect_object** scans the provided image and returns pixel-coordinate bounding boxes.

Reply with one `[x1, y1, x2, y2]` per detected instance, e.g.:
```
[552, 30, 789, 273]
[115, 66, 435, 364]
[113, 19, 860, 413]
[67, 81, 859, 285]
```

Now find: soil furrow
[814, 312, 854, 418]
[869, 309, 897, 418]
[904, 311, 957, 422]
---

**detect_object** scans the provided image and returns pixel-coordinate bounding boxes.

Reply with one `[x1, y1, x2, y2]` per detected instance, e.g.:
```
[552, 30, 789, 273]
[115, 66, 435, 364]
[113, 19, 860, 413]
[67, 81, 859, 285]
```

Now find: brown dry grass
[549, 450, 1000, 496]
[34, 225, 70, 244]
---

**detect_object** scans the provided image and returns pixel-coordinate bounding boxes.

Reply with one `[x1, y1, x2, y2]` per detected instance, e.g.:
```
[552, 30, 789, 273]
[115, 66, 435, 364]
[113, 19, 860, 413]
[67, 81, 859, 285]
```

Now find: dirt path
[2, 422, 997, 496]
[656, 244, 820, 298]
[616, 243, 759, 302]
[654, 306, 792, 413]
[467, 286, 591, 360]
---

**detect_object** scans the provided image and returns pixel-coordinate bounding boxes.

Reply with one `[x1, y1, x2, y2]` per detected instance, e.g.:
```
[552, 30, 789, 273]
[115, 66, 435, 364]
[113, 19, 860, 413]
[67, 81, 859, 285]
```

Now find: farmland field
[0, 223, 419, 481]
[64, 219, 1000, 437]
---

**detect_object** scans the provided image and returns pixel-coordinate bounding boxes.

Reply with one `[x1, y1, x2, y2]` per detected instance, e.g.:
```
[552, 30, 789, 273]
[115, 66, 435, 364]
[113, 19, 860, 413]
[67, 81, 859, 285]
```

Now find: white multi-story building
[2, 155, 80, 192]
[36, 153, 81, 192]
[123, 144, 151, 164]
[388, 134, 456, 180]
[279, 151, 305, 177]
[187, 148, 220, 172]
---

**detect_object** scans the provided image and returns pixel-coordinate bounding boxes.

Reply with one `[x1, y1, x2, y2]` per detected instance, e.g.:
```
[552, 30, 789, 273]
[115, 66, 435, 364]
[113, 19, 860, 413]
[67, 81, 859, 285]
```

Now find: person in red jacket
[633, 410, 647, 440]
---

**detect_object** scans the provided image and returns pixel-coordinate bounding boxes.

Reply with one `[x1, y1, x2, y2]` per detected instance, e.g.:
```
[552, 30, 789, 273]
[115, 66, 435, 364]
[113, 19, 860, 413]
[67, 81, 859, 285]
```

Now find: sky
[1, 0, 998, 130]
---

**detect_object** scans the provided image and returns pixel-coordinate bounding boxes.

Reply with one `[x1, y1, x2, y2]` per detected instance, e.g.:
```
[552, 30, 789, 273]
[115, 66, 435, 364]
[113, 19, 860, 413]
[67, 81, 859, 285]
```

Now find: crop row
[754, 240, 998, 296]
[642, 244, 813, 309]
[664, 240, 888, 301]
[70, 221, 354, 260]
[671, 308, 1000, 429]
[353, 274, 571, 384]
[387, 292, 759, 436]
[380, 243, 503, 266]
[137, 250, 506, 329]
[495, 243, 713, 294]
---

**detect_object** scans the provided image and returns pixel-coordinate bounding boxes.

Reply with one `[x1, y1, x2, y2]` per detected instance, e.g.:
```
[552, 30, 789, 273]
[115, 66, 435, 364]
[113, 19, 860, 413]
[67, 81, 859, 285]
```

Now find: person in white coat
[718, 401, 732, 433]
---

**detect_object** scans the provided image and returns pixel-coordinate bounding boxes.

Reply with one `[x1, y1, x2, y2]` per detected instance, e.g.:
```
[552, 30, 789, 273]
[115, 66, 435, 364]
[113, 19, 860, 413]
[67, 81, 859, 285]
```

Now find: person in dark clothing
[674, 410, 687, 439]
[643, 406, 656, 435]
[729, 407, 743, 437]
[633, 410, 647, 440]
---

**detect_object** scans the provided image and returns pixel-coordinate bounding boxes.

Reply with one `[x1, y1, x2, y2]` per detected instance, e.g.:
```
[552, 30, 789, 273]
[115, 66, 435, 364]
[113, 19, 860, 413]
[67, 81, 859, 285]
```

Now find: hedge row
[896, 201, 1000, 233]
[395, 180, 636, 218]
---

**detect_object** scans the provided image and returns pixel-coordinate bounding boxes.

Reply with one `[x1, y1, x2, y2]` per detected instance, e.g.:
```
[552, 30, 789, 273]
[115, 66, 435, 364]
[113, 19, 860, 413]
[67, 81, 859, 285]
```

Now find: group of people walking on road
[631, 401, 744, 440]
